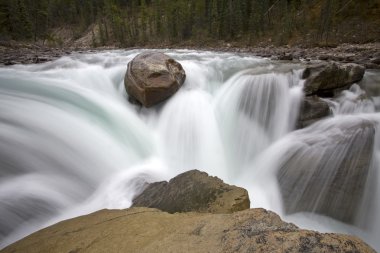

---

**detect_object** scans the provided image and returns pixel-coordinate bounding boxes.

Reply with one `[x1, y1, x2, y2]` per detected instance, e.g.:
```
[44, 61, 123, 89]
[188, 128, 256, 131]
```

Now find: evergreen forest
[0, 0, 379, 47]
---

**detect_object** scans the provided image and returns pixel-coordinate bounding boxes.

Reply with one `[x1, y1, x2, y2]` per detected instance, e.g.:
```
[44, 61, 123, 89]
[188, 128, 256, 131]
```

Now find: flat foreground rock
[1, 207, 375, 253]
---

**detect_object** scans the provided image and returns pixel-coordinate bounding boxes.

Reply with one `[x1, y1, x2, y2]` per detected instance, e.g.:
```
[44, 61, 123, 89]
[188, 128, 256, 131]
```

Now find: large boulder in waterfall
[278, 117, 375, 223]
[297, 96, 331, 128]
[3, 207, 375, 253]
[124, 52, 186, 107]
[302, 62, 365, 96]
[132, 170, 250, 214]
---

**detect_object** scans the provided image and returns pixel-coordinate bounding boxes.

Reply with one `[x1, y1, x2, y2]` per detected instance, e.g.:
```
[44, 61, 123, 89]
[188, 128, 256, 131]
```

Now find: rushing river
[0, 50, 379, 250]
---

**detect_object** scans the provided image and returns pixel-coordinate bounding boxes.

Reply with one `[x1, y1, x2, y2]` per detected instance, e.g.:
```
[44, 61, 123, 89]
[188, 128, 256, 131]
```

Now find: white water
[0, 50, 379, 250]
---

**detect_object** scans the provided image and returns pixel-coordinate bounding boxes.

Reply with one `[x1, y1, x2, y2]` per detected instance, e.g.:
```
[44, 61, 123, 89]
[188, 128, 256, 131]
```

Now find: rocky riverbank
[1, 170, 375, 253]
[0, 41, 69, 65]
[1, 41, 379, 69]
[223, 43, 380, 70]
[0, 41, 114, 66]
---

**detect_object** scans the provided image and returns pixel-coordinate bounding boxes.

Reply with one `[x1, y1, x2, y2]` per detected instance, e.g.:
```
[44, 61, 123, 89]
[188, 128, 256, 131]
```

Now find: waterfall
[214, 68, 303, 170]
[0, 50, 379, 250]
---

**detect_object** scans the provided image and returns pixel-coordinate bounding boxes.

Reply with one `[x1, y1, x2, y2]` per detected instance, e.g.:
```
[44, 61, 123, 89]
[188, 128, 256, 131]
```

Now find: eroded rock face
[132, 170, 250, 214]
[2, 207, 375, 253]
[278, 117, 375, 223]
[124, 52, 186, 107]
[302, 62, 365, 96]
[297, 96, 331, 128]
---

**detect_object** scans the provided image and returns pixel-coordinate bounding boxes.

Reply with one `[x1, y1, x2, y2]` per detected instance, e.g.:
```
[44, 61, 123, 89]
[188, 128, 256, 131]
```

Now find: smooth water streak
[0, 50, 379, 250]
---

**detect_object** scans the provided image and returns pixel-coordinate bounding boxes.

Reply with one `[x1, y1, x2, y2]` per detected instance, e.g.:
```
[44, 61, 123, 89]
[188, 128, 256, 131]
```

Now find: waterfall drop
[0, 50, 379, 250]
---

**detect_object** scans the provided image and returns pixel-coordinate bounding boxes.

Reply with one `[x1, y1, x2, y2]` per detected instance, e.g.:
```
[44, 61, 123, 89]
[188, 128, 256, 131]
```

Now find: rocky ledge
[1, 170, 375, 253]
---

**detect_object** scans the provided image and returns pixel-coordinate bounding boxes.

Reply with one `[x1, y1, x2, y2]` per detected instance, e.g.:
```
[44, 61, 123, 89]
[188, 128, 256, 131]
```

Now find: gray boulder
[132, 170, 250, 214]
[124, 52, 186, 107]
[278, 117, 375, 223]
[302, 62, 365, 96]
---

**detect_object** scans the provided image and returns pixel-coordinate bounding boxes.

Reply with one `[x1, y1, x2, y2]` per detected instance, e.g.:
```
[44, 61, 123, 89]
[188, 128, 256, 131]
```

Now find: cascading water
[0, 50, 379, 250]
[214, 68, 303, 170]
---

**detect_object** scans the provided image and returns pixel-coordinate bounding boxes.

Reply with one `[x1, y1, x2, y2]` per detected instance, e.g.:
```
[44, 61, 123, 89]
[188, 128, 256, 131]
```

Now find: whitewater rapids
[0, 50, 379, 250]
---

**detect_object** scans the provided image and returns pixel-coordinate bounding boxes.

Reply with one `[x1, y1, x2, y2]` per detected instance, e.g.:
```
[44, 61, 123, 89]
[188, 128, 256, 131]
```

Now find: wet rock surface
[296, 60, 367, 128]
[302, 62, 365, 96]
[1, 207, 375, 253]
[124, 52, 186, 107]
[132, 169, 250, 214]
[278, 118, 376, 223]
[297, 96, 331, 128]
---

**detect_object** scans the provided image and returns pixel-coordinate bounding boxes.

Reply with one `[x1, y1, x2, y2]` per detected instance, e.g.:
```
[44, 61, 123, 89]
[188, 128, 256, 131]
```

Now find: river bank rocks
[278, 118, 375, 223]
[2, 208, 375, 253]
[0, 43, 70, 65]
[1, 42, 379, 69]
[132, 170, 250, 214]
[124, 52, 186, 107]
[237, 43, 380, 69]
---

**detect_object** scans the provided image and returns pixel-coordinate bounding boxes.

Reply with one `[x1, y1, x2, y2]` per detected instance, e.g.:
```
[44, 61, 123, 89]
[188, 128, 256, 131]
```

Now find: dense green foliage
[0, 0, 379, 47]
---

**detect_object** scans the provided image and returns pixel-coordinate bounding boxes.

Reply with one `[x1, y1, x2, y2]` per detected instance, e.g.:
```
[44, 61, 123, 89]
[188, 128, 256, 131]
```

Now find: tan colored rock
[124, 52, 186, 107]
[132, 170, 250, 214]
[2, 207, 375, 253]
